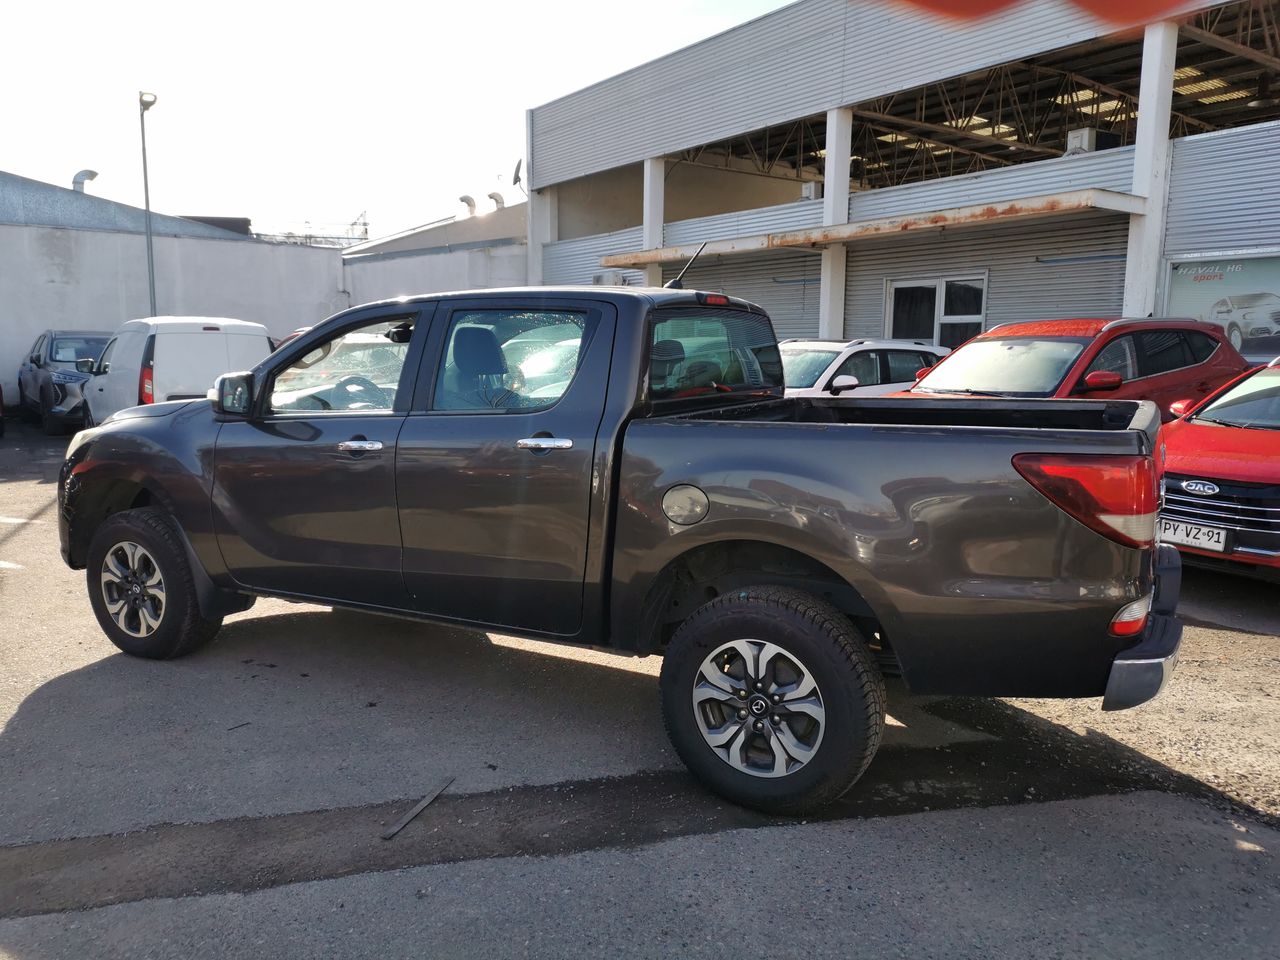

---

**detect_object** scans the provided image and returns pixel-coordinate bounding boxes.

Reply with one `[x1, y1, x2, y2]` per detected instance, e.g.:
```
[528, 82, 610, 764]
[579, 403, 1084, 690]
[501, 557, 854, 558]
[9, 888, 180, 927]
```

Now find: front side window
[780, 348, 840, 388]
[649, 308, 782, 401]
[97, 338, 117, 374]
[1086, 335, 1140, 380]
[1194, 368, 1280, 430]
[835, 350, 881, 386]
[434, 309, 591, 412]
[917, 337, 1088, 397]
[270, 317, 414, 414]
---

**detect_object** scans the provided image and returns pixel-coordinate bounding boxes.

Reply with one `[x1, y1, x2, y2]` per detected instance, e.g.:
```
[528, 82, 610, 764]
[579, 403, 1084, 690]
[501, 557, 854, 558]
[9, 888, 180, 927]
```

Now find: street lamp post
[139, 91, 158, 316]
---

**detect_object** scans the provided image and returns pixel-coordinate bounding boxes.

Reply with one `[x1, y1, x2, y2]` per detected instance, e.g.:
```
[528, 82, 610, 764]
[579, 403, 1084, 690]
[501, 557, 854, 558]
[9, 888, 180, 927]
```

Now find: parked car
[60, 288, 1180, 814]
[905, 318, 1249, 418]
[16, 329, 112, 434]
[780, 338, 949, 397]
[82, 317, 272, 425]
[1159, 358, 1280, 582]
[1207, 293, 1280, 351]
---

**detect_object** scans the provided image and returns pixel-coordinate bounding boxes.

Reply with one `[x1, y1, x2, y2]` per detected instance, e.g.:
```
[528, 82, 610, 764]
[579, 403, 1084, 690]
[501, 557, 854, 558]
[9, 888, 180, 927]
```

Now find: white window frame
[883, 272, 989, 345]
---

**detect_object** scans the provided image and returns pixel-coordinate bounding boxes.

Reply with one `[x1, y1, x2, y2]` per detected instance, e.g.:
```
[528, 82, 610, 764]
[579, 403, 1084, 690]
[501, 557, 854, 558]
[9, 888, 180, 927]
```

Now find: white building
[524, 0, 1280, 355]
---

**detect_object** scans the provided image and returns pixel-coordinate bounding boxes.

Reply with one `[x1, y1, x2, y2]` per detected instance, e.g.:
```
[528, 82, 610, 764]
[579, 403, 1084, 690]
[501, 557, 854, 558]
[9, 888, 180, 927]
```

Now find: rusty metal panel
[664, 199, 824, 247]
[542, 227, 647, 285]
[1164, 121, 1280, 257]
[848, 147, 1135, 222]
[842, 211, 1129, 339]
[529, 0, 1214, 190]
[661, 250, 823, 338]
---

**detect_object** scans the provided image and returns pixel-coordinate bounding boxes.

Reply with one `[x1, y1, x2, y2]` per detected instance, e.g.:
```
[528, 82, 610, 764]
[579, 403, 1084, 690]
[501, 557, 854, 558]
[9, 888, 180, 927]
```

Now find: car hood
[101, 399, 199, 425]
[1163, 418, 1278, 484]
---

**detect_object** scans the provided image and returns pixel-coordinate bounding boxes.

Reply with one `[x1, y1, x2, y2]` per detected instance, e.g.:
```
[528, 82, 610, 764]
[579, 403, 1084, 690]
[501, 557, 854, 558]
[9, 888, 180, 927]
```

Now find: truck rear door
[395, 297, 616, 635]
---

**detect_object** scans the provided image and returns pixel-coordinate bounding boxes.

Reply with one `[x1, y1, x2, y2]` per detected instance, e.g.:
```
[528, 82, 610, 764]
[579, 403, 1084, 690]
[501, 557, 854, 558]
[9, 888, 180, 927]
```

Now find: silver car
[780, 338, 949, 398]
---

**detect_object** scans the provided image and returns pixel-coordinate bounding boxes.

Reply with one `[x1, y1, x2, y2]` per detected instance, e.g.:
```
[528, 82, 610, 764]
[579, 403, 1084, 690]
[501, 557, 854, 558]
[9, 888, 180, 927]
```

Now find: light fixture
[1248, 74, 1278, 108]
[139, 91, 157, 112]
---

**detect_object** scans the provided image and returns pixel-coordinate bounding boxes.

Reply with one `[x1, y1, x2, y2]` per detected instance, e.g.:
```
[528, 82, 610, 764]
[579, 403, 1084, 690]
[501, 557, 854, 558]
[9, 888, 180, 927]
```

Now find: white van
[84, 317, 272, 424]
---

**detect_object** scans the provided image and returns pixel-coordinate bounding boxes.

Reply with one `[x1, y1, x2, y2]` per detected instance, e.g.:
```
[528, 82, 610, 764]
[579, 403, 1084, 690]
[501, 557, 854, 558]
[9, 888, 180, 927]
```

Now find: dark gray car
[58, 288, 1180, 813]
[17, 329, 112, 434]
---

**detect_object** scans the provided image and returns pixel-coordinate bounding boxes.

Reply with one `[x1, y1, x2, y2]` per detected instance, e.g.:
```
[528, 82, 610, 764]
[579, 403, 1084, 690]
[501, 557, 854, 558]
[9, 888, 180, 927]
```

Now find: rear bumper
[1102, 544, 1183, 711]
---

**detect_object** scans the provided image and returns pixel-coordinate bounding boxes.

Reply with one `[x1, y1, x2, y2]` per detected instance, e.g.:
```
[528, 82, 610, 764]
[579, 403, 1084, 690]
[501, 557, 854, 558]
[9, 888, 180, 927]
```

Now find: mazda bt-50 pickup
[59, 287, 1181, 812]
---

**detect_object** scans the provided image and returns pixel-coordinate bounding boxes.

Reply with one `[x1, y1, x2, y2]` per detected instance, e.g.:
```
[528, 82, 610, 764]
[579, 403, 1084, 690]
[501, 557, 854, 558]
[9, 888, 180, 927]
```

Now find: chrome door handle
[337, 440, 383, 452]
[516, 437, 573, 451]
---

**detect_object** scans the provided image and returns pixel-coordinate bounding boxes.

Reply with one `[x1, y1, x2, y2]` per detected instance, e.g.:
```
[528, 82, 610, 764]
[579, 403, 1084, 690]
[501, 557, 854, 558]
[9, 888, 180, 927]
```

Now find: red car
[906, 318, 1249, 417]
[1159, 359, 1280, 582]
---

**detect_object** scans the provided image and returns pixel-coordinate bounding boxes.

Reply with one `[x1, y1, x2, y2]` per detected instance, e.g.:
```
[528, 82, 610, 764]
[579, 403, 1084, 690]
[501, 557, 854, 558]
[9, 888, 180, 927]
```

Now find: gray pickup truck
[59, 287, 1181, 812]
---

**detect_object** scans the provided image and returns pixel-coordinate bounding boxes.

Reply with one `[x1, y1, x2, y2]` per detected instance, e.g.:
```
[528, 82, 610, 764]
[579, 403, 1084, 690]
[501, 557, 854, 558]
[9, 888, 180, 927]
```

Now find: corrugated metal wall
[664, 199, 823, 246]
[848, 146, 1135, 221]
[542, 227, 647, 285]
[1164, 121, 1280, 257]
[662, 251, 822, 338]
[530, 0, 1213, 189]
[843, 211, 1129, 339]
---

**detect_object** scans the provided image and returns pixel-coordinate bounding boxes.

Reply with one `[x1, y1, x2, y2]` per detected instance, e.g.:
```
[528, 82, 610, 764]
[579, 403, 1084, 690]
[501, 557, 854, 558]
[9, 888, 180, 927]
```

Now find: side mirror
[75, 358, 96, 374]
[829, 375, 860, 396]
[915, 367, 932, 381]
[1082, 370, 1123, 392]
[30, 354, 40, 365]
[213, 372, 255, 417]
[1169, 398, 1195, 418]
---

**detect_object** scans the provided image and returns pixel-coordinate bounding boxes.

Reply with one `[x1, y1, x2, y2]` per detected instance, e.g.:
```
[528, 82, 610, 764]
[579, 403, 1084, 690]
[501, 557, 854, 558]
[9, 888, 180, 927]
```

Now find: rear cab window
[648, 308, 783, 402]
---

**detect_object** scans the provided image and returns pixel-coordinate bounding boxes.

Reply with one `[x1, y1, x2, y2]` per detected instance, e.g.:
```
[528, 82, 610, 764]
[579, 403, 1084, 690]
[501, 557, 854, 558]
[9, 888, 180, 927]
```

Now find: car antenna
[663, 241, 708, 290]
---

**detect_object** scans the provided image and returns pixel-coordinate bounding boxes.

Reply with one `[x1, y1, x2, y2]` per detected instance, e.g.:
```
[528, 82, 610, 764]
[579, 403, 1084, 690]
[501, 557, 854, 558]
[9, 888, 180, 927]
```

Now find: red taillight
[139, 364, 154, 404]
[1012, 453, 1158, 549]
[1110, 594, 1152, 637]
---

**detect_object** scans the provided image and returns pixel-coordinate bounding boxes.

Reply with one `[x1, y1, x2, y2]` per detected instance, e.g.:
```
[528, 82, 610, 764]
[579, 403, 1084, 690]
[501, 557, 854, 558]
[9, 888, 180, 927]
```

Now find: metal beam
[600, 189, 1145, 268]
[851, 108, 1059, 156]
[1181, 24, 1280, 74]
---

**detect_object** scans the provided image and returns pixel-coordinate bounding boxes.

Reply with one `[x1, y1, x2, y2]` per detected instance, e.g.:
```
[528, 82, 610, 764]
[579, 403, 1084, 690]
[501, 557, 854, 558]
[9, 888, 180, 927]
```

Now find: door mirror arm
[829, 375, 860, 396]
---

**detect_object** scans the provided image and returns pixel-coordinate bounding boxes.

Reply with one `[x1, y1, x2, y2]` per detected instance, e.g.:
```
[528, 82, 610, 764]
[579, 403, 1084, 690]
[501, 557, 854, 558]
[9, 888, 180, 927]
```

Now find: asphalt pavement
[1, 421, 1277, 959]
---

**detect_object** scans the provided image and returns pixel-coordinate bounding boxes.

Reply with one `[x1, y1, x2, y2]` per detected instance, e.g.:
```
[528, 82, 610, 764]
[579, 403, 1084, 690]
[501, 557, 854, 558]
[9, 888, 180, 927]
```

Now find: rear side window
[886, 350, 926, 383]
[1184, 331, 1219, 363]
[649, 308, 782, 401]
[1137, 331, 1194, 376]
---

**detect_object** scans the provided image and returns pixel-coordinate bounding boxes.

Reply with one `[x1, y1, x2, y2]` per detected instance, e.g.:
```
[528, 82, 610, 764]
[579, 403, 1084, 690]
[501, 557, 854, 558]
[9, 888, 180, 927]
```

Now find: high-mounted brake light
[1012, 453, 1158, 549]
[698, 293, 730, 306]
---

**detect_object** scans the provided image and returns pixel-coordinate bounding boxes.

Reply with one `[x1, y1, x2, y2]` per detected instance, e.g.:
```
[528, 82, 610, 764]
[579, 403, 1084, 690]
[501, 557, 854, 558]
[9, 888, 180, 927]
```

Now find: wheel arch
[620, 538, 893, 665]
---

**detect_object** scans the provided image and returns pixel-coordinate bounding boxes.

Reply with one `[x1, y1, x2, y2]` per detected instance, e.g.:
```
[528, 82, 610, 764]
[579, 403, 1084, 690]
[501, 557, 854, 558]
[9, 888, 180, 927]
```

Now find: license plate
[1159, 519, 1227, 552]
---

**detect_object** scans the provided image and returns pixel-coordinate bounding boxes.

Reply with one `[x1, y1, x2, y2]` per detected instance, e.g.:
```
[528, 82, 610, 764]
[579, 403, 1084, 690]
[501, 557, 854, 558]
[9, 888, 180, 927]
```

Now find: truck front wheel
[659, 586, 886, 815]
[86, 509, 223, 659]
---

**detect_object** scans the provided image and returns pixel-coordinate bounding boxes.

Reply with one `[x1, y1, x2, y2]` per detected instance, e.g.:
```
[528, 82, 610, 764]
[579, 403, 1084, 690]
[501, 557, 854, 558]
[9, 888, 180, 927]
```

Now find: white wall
[343, 244, 527, 304]
[0, 223, 345, 402]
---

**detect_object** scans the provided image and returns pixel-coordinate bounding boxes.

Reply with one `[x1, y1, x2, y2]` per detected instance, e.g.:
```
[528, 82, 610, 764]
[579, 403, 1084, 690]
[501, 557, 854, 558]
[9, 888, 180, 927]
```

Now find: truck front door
[396, 298, 614, 635]
[212, 306, 425, 606]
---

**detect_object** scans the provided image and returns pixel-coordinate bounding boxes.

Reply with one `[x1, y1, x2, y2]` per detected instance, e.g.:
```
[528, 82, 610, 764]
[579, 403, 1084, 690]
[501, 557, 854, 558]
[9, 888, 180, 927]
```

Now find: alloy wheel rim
[100, 541, 166, 638]
[691, 639, 826, 778]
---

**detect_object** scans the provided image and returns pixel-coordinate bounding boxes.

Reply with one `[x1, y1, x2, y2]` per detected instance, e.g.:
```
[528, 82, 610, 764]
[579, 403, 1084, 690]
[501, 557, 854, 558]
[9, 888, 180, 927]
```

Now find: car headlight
[50, 371, 89, 385]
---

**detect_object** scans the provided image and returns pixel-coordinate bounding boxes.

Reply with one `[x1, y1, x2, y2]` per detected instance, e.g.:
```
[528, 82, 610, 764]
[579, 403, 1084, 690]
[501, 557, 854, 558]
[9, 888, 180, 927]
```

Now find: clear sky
[2, 0, 793, 240]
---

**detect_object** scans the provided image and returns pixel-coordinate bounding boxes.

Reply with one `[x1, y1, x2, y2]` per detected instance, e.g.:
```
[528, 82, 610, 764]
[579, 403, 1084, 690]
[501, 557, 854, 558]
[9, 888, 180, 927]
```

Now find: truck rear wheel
[659, 586, 885, 815]
[86, 509, 223, 659]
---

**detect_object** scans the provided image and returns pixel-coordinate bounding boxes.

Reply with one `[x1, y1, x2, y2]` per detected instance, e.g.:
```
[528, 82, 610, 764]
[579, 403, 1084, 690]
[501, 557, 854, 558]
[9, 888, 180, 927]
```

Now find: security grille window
[887, 276, 986, 347]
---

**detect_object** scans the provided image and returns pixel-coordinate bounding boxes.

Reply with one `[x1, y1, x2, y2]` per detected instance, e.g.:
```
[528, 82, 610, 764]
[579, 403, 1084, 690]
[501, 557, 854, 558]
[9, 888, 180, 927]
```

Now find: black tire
[17, 386, 38, 424]
[86, 508, 223, 659]
[660, 586, 886, 815]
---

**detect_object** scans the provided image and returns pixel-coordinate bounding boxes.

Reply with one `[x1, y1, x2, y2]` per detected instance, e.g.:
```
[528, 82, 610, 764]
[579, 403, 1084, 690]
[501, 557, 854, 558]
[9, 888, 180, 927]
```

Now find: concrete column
[1123, 21, 1179, 318]
[819, 107, 854, 338]
[642, 157, 666, 287]
[526, 186, 557, 286]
